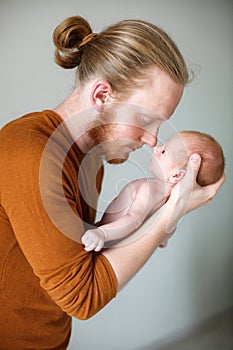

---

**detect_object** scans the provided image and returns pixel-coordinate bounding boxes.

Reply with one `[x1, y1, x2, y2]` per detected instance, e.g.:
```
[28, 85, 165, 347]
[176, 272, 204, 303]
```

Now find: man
[0, 16, 225, 349]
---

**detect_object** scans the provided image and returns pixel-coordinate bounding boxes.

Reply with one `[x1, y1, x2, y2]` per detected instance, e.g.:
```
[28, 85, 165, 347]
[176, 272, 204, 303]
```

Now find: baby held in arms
[82, 131, 225, 251]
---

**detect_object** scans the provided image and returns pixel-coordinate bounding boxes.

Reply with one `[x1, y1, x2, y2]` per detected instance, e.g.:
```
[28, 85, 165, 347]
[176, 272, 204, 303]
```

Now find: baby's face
[149, 134, 188, 183]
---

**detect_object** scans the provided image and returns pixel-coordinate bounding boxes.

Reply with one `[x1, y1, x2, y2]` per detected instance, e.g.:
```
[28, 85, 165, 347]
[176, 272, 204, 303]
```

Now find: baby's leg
[159, 237, 168, 248]
[159, 229, 176, 248]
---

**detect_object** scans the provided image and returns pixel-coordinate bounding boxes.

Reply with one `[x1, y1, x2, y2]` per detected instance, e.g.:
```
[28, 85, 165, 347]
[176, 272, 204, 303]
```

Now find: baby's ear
[169, 169, 186, 184]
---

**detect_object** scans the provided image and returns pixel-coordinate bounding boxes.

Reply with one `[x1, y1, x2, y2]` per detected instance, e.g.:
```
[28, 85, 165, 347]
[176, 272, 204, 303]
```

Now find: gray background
[0, 1, 232, 349]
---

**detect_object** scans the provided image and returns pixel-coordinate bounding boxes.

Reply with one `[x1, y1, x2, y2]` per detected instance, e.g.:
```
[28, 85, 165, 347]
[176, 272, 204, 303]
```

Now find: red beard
[87, 119, 128, 164]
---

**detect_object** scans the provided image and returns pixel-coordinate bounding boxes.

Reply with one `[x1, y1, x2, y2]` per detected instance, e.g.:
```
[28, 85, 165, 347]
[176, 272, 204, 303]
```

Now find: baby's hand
[81, 228, 106, 252]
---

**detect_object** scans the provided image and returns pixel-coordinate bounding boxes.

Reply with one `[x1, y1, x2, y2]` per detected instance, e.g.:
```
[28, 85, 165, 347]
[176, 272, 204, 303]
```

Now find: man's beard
[87, 112, 129, 165]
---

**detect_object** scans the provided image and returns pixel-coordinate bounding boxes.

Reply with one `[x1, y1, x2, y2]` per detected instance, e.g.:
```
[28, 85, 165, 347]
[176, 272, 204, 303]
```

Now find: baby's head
[150, 130, 225, 186]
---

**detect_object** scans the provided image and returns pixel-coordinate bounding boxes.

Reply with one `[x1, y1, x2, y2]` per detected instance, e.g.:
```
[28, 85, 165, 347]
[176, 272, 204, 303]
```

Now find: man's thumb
[190, 153, 201, 173]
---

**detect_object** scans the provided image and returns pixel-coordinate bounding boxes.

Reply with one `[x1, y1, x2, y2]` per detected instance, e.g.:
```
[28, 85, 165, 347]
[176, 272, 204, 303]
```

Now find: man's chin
[107, 157, 128, 165]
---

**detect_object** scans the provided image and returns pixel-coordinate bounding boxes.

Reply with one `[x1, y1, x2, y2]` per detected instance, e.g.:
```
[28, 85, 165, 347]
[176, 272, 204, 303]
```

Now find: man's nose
[140, 132, 157, 147]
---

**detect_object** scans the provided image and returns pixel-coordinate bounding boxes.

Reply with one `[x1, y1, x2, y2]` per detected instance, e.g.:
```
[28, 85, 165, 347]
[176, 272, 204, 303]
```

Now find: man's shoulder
[0, 110, 68, 175]
[0, 110, 66, 154]
[1, 109, 62, 138]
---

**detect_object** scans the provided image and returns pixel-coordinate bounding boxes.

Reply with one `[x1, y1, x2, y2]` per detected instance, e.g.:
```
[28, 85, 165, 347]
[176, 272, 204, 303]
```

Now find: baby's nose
[153, 146, 161, 154]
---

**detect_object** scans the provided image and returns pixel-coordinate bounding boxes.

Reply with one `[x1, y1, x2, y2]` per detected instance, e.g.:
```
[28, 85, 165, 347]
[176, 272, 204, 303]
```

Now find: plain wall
[1, 1, 233, 349]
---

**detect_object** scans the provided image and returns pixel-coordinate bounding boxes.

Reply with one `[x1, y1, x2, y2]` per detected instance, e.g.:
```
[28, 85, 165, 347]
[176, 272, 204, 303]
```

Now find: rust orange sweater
[0, 110, 117, 349]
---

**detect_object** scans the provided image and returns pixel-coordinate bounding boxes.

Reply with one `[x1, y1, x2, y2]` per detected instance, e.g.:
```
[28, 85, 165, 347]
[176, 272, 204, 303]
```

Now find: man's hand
[165, 154, 226, 232]
[173, 154, 225, 211]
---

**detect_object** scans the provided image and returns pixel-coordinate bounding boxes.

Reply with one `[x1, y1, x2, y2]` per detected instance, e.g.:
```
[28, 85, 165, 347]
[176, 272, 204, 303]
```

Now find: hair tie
[79, 33, 97, 48]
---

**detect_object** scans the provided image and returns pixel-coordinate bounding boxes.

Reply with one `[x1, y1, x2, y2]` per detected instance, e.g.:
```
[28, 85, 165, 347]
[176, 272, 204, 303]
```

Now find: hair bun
[53, 16, 92, 69]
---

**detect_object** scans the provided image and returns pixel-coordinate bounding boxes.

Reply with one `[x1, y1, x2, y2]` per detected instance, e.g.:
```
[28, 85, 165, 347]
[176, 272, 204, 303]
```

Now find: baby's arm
[82, 181, 153, 251]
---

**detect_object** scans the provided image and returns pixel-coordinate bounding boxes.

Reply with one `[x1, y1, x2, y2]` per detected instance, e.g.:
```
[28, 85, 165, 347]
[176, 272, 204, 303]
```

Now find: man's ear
[90, 80, 113, 112]
[169, 169, 186, 184]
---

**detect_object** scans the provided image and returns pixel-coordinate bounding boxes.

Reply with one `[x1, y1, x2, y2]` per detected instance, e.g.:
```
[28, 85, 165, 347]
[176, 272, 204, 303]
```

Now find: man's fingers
[213, 171, 226, 189]
[206, 172, 226, 199]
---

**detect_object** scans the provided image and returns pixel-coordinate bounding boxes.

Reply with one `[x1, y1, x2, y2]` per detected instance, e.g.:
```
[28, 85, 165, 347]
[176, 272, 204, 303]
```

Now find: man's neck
[53, 89, 97, 154]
